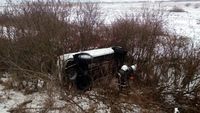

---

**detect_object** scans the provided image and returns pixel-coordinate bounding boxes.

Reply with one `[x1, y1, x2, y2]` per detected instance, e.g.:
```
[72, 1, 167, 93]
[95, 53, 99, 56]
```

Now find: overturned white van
[57, 46, 127, 90]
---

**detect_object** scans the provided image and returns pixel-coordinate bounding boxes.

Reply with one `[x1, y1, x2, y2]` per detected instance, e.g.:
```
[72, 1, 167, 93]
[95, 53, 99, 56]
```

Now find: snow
[0, 85, 26, 113]
[0, 72, 142, 113]
[163, 2, 200, 39]
[0, 82, 110, 113]
[100, 1, 200, 38]
[0, 0, 197, 7]
[0, 0, 171, 4]
[0, 1, 200, 112]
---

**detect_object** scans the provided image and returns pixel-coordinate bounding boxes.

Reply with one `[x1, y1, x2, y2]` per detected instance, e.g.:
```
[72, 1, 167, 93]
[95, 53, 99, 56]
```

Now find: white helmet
[131, 64, 137, 71]
[121, 65, 128, 71]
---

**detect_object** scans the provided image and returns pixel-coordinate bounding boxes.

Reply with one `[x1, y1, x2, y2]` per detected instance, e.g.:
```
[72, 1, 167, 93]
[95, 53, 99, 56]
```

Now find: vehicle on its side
[57, 46, 127, 90]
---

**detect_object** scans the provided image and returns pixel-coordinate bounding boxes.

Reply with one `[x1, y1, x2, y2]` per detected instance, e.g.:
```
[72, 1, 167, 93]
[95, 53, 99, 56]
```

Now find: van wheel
[76, 75, 91, 91]
[65, 68, 78, 81]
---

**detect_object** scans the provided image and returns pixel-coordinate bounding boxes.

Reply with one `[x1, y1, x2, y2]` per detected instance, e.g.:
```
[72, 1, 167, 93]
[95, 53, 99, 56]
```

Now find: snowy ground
[0, 85, 25, 113]
[0, 76, 110, 113]
[0, 1, 200, 113]
[0, 75, 140, 113]
[100, 1, 200, 39]
[0, 71, 141, 113]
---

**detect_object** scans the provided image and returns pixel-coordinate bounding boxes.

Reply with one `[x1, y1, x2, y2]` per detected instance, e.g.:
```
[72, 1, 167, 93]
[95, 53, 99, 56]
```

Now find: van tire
[76, 75, 91, 91]
[65, 67, 79, 81]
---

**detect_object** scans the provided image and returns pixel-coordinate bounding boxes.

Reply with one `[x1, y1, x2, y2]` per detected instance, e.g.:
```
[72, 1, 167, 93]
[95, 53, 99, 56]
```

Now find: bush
[107, 5, 200, 112]
[185, 3, 191, 7]
[169, 6, 185, 12]
[194, 3, 200, 9]
[0, 0, 76, 73]
[197, 19, 200, 24]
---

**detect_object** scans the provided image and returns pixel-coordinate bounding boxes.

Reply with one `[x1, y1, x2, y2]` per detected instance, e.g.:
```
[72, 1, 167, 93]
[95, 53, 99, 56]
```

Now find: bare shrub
[110, 4, 167, 79]
[185, 3, 191, 7]
[194, 3, 200, 9]
[73, 2, 106, 50]
[197, 18, 200, 24]
[0, 37, 11, 72]
[0, 0, 75, 91]
[102, 4, 169, 111]
[169, 6, 185, 12]
[108, 4, 200, 112]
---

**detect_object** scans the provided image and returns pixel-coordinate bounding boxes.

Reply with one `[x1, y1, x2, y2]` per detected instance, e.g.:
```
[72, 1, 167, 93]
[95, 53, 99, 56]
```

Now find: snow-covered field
[100, 1, 200, 39]
[0, 1, 200, 113]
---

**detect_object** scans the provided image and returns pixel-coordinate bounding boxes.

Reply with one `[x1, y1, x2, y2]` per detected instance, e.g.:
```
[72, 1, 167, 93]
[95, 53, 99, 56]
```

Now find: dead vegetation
[0, 0, 200, 113]
[169, 5, 185, 12]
